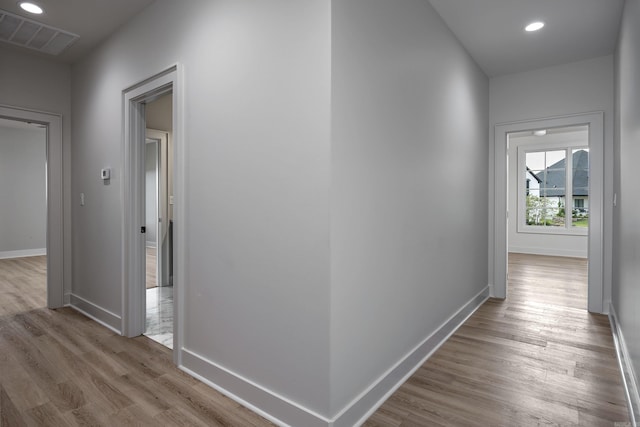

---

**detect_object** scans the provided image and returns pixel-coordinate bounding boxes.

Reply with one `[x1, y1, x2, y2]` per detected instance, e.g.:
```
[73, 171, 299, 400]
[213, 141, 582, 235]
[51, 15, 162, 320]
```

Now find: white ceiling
[428, 0, 625, 77]
[0, 0, 154, 63]
[0, 0, 625, 75]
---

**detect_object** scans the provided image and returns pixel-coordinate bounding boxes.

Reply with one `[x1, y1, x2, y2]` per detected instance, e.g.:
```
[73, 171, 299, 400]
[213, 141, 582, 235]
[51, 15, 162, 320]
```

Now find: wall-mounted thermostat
[101, 168, 111, 180]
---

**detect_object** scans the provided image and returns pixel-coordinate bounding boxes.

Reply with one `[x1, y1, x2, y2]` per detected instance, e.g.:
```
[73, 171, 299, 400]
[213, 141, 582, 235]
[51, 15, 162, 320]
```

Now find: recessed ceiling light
[533, 130, 547, 136]
[19, 2, 44, 14]
[525, 21, 545, 32]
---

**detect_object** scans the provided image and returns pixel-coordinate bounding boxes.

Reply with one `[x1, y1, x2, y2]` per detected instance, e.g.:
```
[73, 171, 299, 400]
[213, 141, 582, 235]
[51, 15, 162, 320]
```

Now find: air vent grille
[0, 9, 78, 55]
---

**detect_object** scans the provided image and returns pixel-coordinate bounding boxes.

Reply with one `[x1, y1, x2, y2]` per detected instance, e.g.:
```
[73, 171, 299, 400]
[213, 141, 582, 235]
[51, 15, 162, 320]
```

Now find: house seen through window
[519, 143, 589, 233]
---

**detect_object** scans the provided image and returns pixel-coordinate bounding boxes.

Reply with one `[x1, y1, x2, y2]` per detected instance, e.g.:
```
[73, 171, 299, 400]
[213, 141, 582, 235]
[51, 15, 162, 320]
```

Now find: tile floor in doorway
[145, 285, 173, 348]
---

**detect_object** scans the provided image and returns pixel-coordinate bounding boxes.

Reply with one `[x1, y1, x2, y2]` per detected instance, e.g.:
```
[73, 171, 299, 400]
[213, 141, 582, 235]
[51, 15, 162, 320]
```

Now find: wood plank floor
[366, 253, 630, 426]
[0, 256, 275, 427]
[0, 254, 630, 426]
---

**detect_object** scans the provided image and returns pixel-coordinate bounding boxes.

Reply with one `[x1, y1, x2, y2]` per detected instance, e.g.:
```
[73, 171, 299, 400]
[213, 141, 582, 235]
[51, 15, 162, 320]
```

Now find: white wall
[489, 55, 615, 303]
[508, 130, 588, 258]
[331, 0, 489, 418]
[0, 125, 47, 255]
[0, 45, 72, 296]
[71, 0, 331, 422]
[613, 0, 640, 420]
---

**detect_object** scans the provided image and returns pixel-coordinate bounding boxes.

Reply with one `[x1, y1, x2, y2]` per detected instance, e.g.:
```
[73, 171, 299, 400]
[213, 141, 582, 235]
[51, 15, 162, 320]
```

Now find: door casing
[492, 112, 605, 313]
[0, 104, 64, 308]
[122, 65, 184, 365]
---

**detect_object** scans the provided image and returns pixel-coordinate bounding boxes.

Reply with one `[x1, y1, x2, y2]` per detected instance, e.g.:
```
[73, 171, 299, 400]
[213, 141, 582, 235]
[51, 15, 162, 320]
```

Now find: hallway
[366, 254, 629, 426]
[0, 255, 630, 425]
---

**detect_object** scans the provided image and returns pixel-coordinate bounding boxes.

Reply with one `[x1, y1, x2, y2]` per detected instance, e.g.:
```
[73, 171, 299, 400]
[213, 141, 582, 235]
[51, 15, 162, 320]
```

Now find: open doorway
[122, 66, 181, 363]
[507, 125, 589, 309]
[0, 105, 64, 311]
[493, 112, 604, 313]
[0, 118, 47, 314]
[143, 93, 173, 348]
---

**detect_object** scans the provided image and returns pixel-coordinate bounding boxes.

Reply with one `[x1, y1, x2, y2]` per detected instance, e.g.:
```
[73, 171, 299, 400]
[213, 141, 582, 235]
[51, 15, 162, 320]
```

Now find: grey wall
[0, 125, 46, 254]
[71, 0, 332, 417]
[0, 45, 72, 294]
[489, 55, 615, 306]
[613, 0, 640, 414]
[331, 0, 489, 415]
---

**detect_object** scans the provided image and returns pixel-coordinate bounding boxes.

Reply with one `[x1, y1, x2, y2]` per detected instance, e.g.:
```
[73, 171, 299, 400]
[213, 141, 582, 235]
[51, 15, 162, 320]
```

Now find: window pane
[524, 150, 565, 228]
[526, 152, 545, 171]
[546, 150, 565, 169]
[571, 148, 589, 229]
[540, 150, 565, 199]
[547, 208, 564, 227]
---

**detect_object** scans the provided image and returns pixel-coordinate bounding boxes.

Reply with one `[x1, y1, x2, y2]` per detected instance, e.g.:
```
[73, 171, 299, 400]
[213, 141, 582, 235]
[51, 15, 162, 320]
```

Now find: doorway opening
[493, 112, 604, 313]
[143, 94, 173, 349]
[507, 125, 590, 309]
[0, 105, 64, 310]
[122, 65, 183, 364]
[0, 118, 47, 314]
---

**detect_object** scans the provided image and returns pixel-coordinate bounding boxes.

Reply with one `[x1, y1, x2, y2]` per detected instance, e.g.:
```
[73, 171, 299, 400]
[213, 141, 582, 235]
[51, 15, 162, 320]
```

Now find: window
[517, 144, 589, 234]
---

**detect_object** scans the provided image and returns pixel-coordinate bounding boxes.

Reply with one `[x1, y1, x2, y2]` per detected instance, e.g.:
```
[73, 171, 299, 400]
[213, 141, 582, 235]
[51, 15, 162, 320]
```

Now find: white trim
[0, 104, 64, 309]
[0, 248, 46, 259]
[508, 247, 587, 259]
[609, 303, 640, 426]
[493, 112, 605, 313]
[70, 294, 122, 334]
[172, 64, 186, 367]
[181, 352, 327, 427]
[181, 286, 490, 427]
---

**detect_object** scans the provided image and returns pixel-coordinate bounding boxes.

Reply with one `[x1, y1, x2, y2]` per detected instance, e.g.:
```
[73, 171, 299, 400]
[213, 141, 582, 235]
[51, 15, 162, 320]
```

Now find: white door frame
[122, 65, 184, 365]
[0, 104, 64, 308]
[493, 112, 604, 313]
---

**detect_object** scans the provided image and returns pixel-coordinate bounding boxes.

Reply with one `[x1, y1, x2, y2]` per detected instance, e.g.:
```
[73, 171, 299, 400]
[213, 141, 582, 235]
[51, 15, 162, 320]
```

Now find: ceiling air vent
[0, 9, 78, 55]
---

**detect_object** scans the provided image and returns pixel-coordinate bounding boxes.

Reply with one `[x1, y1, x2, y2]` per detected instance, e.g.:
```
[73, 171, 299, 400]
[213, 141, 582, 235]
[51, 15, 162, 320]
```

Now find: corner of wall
[330, 286, 491, 427]
[609, 303, 640, 426]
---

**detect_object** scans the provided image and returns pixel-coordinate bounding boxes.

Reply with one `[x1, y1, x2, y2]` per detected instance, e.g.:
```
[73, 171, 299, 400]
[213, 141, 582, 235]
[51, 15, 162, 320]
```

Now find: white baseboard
[0, 248, 46, 259]
[181, 285, 490, 427]
[509, 246, 587, 259]
[70, 294, 122, 334]
[181, 350, 328, 427]
[609, 303, 640, 427]
[336, 285, 490, 427]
